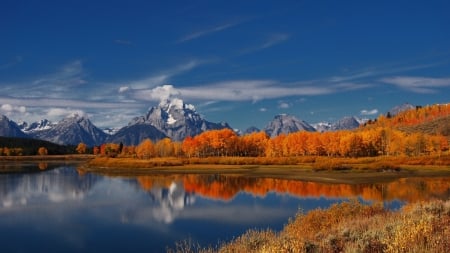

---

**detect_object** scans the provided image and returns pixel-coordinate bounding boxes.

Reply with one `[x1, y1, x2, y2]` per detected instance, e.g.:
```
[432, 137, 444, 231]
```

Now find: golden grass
[87, 154, 450, 172]
[168, 199, 450, 253]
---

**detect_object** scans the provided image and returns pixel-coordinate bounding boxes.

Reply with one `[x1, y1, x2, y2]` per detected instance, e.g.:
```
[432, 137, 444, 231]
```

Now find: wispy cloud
[360, 109, 379, 116]
[381, 76, 450, 93]
[330, 63, 441, 83]
[240, 33, 290, 54]
[260, 34, 290, 50]
[178, 22, 239, 43]
[122, 60, 201, 90]
[132, 79, 365, 103]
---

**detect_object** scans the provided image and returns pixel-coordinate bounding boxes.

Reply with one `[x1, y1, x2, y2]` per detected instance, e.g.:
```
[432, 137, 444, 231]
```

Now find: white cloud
[147, 85, 181, 102]
[278, 102, 290, 109]
[1, 104, 26, 113]
[360, 109, 379, 116]
[381, 76, 450, 93]
[259, 108, 267, 112]
[132, 80, 363, 104]
[118, 86, 130, 93]
[46, 108, 86, 118]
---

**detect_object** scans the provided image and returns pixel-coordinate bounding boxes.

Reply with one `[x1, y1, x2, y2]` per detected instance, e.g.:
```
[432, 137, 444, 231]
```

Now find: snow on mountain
[30, 114, 107, 146]
[20, 119, 56, 133]
[312, 116, 365, 132]
[0, 115, 29, 138]
[120, 97, 232, 142]
[264, 114, 316, 138]
[311, 122, 332, 133]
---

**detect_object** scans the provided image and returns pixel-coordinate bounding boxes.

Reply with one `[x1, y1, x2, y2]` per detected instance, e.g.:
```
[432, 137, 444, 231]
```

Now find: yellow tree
[76, 142, 87, 154]
[136, 139, 155, 159]
[155, 138, 174, 157]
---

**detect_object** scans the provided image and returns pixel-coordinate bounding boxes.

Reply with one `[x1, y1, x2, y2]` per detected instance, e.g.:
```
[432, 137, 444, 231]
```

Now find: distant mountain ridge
[1, 101, 444, 146]
[264, 114, 316, 138]
[29, 114, 107, 146]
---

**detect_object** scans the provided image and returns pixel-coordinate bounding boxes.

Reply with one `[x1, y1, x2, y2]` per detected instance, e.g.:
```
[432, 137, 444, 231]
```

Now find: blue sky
[1, 0, 449, 131]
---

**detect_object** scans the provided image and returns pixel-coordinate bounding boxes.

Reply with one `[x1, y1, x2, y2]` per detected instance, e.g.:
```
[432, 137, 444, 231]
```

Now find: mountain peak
[388, 103, 415, 116]
[123, 99, 231, 142]
[265, 114, 315, 137]
[158, 97, 196, 112]
[0, 114, 29, 138]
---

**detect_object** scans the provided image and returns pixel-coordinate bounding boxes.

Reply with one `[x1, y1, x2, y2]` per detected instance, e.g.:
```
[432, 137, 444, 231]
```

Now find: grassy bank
[168, 199, 450, 253]
[82, 155, 450, 184]
[87, 154, 450, 169]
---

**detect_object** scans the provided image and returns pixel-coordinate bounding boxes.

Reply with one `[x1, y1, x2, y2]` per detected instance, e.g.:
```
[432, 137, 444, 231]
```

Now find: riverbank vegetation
[168, 199, 450, 253]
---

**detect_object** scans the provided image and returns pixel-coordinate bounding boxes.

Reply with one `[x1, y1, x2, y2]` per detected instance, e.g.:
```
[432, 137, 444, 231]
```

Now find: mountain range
[0, 98, 408, 146]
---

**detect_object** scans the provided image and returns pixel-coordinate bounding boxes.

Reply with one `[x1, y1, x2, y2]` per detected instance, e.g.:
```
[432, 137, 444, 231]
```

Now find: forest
[96, 103, 449, 159]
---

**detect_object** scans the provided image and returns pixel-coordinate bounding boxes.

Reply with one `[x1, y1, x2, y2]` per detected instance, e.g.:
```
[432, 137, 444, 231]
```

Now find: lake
[0, 162, 449, 253]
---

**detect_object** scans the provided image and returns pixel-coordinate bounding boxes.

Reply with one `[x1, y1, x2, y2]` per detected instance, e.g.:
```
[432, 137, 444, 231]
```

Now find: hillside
[397, 115, 450, 142]
[362, 103, 450, 142]
[0, 136, 76, 155]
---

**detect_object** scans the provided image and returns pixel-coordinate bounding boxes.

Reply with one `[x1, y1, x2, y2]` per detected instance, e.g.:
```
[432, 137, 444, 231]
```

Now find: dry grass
[88, 154, 450, 171]
[168, 199, 450, 253]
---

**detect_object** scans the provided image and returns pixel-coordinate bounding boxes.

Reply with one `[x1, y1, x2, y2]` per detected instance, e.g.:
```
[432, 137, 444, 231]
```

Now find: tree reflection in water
[136, 174, 450, 203]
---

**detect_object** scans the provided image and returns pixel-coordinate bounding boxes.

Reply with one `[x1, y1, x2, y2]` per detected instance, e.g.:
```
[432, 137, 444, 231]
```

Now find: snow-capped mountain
[312, 116, 366, 132]
[264, 114, 316, 137]
[20, 119, 56, 133]
[311, 122, 332, 133]
[0, 115, 29, 138]
[30, 114, 107, 146]
[388, 103, 415, 116]
[118, 98, 232, 142]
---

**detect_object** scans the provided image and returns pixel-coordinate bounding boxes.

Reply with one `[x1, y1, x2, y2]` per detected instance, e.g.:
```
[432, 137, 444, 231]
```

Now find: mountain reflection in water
[0, 164, 449, 252]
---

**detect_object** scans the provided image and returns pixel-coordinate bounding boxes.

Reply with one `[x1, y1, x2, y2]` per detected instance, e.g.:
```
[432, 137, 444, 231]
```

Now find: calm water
[0, 163, 449, 253]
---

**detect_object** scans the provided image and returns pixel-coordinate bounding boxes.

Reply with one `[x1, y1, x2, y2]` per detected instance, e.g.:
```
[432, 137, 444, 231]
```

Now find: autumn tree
[38, 147, 48, 156]
[136, 139, 155, 159]
[76, 142, 87, 154]
[155, 138, 174, 157]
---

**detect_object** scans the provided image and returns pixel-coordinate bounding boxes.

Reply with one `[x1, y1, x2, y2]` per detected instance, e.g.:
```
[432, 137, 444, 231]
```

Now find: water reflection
[0, 164, 449, 252]
[136, 174, 450, 203]
[0, 166, 96, 208]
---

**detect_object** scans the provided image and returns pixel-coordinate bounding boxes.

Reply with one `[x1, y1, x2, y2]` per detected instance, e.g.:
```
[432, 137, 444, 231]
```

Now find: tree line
[94, 126, 448, 159]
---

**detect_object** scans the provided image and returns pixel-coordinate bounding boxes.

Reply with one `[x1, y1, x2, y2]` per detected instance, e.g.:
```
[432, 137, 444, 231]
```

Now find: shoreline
[79, 156, 450, 184]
